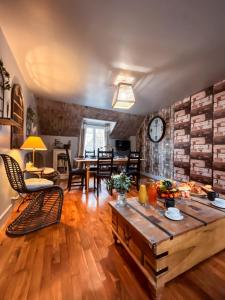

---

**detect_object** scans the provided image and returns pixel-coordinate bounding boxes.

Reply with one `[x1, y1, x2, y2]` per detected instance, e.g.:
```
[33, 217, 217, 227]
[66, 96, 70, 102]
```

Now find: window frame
[84, 124, 106, 154]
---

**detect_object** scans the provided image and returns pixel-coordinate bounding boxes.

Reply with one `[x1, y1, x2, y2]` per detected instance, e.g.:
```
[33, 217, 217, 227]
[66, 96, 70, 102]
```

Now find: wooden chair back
[64, 145, 72, 172]
[85, 150, 95, 158]
[97, 149, 114, 176]
[126, 151, 141, 173]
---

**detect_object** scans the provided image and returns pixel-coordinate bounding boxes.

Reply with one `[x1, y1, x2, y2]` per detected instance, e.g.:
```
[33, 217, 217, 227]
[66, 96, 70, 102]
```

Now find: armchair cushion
[25, 178, 54, 191]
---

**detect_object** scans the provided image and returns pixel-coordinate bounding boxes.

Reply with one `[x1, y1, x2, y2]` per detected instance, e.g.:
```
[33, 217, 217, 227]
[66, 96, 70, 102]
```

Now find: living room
[1, 1, 225, 299]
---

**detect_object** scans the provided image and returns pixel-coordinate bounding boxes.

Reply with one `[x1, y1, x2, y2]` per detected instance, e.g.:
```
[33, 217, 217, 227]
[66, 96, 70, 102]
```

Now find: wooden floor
[0, 181, 225, 300]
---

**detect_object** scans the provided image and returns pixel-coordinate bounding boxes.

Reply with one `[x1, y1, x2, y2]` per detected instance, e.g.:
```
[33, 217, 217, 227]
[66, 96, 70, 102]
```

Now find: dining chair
[94, 149, 114, 196]
[64, 145, 86, 191]
[85, 150, 95, 158]
[126, 151, 141, 190]
[0, 154, 64, 235]
[85, 149, 97, 172]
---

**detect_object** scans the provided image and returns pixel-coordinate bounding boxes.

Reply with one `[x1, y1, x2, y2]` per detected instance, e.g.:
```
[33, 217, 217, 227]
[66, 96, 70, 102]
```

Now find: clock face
[148, 116, 166, 143]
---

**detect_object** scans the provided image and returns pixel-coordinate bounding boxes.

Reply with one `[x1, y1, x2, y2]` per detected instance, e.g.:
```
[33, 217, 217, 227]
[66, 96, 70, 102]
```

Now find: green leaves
[109, 172, 131, 193]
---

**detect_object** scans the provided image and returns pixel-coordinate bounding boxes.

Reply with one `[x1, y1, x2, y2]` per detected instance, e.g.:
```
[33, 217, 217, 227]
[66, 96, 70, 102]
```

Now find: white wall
[129, 136, 137, 151]
[0, 28, 36, 221]
[40, 135, 79, 167]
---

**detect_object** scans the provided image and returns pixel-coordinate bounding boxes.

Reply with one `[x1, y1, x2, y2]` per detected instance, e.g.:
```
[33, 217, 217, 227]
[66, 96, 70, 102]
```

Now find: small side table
[24, 167, 60, 184]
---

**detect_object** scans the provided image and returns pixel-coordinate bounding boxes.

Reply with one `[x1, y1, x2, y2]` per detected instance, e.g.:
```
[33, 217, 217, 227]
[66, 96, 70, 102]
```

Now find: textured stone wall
[36, 97, 144, 139]
[137, 76, 225, 194]
[136, 107, 174, 179]
[213, 80, 225, 193]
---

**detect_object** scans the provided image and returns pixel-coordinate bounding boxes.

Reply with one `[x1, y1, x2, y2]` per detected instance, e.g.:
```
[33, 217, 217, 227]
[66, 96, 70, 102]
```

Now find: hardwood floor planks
[0, 180, 225, 299]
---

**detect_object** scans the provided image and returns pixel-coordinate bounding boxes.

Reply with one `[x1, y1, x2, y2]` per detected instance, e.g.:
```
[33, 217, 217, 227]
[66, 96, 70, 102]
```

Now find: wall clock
[148, 116, 166, 143]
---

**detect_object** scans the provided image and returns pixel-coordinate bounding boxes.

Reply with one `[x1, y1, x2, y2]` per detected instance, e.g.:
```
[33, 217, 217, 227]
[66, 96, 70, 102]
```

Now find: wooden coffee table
[109, 197, 225, 299]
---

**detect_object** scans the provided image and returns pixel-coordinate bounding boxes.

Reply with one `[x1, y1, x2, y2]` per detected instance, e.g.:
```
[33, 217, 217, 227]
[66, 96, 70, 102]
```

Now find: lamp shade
[20, 136, 47, 151]
[112, 83, 135, 109]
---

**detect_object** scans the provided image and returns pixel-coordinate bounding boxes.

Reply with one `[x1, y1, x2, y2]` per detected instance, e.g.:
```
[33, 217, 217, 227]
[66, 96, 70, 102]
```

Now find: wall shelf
[0, 118, 20, 127]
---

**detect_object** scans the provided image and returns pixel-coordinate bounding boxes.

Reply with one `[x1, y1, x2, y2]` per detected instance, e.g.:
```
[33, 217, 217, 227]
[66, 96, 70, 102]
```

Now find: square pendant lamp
[112, 82, 135, 109]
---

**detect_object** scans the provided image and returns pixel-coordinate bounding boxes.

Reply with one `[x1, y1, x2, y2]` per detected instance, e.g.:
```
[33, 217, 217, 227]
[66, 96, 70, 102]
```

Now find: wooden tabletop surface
[74, 157, 144, 162]
[109, 197, 225, 248]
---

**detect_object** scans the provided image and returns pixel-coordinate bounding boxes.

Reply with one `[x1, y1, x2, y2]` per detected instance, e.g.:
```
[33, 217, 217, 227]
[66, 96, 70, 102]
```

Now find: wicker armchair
[6, 186, 63, 236]
[0, 154, 54, 211]
[0, 154, 64, 235]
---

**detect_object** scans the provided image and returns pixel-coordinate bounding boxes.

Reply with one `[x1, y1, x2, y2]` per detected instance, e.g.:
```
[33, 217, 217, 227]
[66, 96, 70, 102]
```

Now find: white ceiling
[1, 0, 225, 115]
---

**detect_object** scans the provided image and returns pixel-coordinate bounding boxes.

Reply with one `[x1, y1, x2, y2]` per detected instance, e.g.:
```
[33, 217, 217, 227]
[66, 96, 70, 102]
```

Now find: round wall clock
[148, 116, 166, 143]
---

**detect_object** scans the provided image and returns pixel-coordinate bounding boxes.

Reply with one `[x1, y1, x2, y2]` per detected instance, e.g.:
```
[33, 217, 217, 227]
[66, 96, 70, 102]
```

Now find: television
[115, 140, 130, 151]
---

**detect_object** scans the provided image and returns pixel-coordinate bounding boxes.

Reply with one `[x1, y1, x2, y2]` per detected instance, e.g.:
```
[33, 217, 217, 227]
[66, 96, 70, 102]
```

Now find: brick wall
[36, 97, 144, 139]
[173, 97, 191, 181]
[137, 76, 225, 194]
[213, 80, 225, 193]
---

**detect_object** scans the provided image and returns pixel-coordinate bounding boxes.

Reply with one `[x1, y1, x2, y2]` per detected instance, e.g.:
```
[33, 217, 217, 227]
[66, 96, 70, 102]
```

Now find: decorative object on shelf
[109, 172, 131, 206]
[21, 135, 47, 166]
[53, 139, 64, 149]
[10, 84, 24, 147]
[26, 107, 38, 136]
[53, 148, 71, 179]
[112, 82, 135, 109]
[0, 58, 11, 118]
[148, 116, 166, 143]
[0, 59, 19, 126]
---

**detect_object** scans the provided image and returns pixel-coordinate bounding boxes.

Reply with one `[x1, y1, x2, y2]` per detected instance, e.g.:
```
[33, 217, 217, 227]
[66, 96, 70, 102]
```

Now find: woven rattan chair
[0, 154, 54, 211]
[0, 154, 64, 235]
[6, 186, 63, 236]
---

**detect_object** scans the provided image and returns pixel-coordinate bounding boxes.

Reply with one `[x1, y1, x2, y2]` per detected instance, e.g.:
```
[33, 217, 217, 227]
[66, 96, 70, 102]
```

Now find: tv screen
[115, 140, 130, 151]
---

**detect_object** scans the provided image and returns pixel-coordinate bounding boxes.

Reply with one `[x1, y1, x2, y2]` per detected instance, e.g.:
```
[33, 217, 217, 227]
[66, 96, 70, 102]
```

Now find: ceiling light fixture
[112, 82, 135, 109]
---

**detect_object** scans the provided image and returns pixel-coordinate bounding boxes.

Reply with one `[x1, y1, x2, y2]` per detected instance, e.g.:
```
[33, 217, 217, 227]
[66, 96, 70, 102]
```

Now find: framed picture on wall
[26, 106, 38, 136]
[10, 84, 24, 149]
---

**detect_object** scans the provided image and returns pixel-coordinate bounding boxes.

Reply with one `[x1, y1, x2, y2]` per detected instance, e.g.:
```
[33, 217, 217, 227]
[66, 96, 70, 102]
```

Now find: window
[84, 125, 106, 153]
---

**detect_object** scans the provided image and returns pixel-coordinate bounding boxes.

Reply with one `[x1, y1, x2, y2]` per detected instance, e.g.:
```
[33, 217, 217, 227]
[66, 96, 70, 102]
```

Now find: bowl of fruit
[156, 179, 180, 198]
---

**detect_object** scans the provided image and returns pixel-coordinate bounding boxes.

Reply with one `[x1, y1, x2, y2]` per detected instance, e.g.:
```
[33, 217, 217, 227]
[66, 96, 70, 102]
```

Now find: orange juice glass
[139, 184, 148, 205]
[146, 181, 157, 207]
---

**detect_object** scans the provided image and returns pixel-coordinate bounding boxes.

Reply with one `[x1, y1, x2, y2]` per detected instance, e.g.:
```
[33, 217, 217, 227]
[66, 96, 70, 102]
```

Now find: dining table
[74, 156, 144, 192]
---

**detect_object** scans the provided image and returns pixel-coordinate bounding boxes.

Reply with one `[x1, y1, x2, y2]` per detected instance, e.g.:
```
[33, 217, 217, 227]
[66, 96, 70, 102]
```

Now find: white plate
[211, 198, 225, 209]
[165, 211, 184, 221]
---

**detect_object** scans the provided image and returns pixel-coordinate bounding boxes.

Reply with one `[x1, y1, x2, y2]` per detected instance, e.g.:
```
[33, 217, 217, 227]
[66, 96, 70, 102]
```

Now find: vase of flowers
[109, 173, 131, 206]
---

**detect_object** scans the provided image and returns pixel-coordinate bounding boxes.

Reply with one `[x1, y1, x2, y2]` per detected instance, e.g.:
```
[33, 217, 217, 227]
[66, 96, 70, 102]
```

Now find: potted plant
[109, 173, 131, 206]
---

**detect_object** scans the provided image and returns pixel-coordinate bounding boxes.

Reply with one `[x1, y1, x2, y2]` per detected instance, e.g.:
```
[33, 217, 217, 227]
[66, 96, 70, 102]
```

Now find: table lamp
[21, 136, 47, 166]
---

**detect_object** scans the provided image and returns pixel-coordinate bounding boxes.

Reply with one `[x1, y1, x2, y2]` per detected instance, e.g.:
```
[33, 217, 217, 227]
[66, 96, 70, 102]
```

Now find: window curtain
[104, 123, 110, 150]
[77, 121, 87, 167]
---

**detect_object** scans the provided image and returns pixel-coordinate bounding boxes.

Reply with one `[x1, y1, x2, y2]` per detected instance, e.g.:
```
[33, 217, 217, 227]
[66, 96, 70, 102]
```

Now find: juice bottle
[146, 180, 157, 207]
[139, 184, 148, 205]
